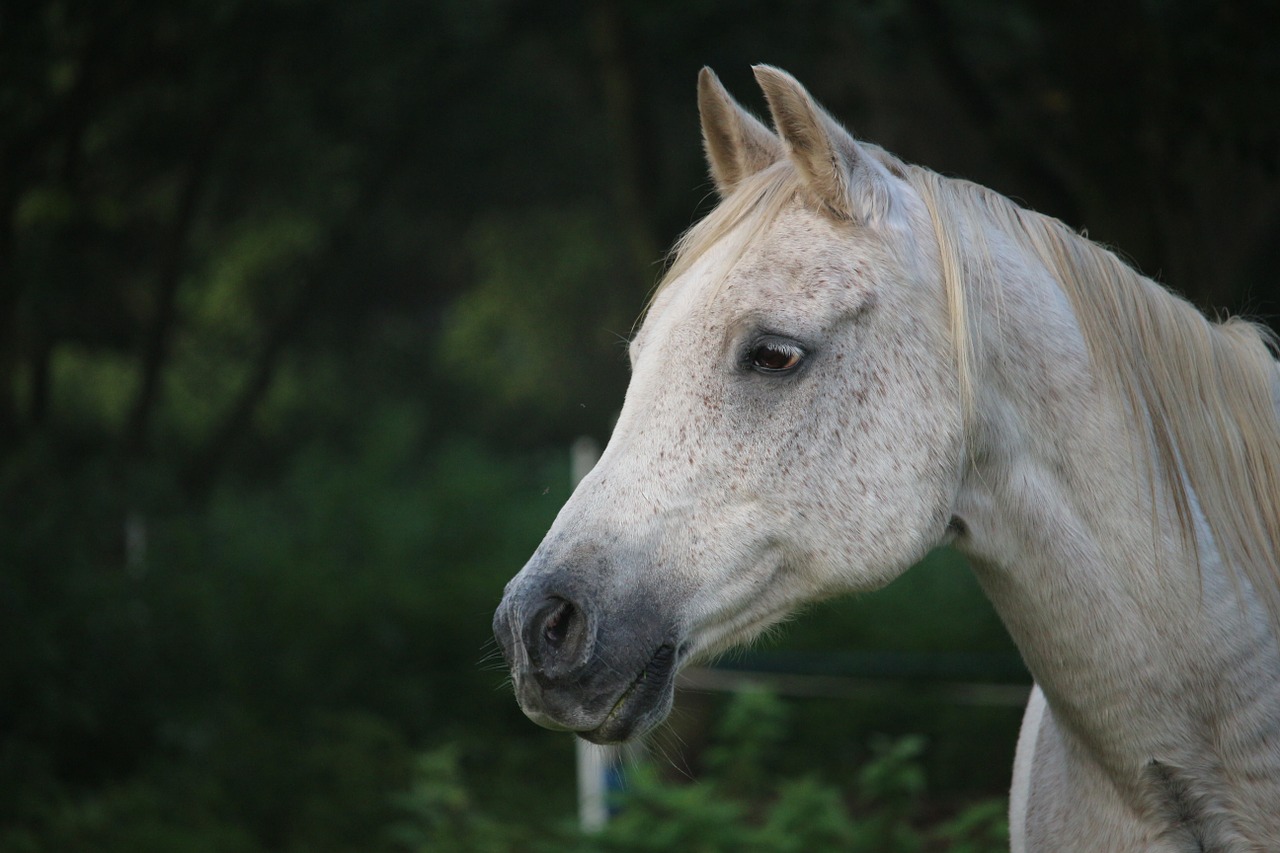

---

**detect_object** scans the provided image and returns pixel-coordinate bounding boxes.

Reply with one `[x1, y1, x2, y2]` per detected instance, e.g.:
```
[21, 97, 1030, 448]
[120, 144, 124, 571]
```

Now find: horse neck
[950, 231, 1280, 769]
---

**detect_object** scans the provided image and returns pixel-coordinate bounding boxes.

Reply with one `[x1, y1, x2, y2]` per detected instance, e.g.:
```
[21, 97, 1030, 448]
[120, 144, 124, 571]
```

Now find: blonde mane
[657, 154, 1280, 628]
[910, 164, 1280, 630]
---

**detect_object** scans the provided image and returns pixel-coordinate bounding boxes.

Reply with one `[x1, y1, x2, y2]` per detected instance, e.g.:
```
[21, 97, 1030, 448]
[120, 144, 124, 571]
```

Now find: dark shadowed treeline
[1, 1, 1276, 849]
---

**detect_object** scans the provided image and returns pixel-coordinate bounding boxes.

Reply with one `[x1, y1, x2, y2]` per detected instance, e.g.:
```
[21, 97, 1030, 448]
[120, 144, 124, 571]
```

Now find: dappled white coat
[696, 68, 1280, 851]
[496, 65, 1280, 850]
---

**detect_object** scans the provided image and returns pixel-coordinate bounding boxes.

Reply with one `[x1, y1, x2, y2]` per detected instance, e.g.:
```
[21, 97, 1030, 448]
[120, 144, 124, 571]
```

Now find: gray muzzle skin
[492, 552, 683, 744]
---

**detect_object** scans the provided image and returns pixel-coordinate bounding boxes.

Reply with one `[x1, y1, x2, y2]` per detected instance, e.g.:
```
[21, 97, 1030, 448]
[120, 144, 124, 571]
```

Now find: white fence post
[569, 436, 619, 833]
[576, 740, 612, 832]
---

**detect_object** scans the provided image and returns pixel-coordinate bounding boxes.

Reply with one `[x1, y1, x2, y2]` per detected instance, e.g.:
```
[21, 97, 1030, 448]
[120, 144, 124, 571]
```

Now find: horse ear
[752, 65, 895, 224]
[698, 67, 782, 196]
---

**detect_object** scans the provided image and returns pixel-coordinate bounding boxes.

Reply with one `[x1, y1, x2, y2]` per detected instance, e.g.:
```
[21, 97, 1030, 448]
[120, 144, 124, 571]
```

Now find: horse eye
[749, 340, 805, 374]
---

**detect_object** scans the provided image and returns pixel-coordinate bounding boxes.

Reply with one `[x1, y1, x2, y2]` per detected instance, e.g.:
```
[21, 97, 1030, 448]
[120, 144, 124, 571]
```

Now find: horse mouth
[578, 643, 680, 744]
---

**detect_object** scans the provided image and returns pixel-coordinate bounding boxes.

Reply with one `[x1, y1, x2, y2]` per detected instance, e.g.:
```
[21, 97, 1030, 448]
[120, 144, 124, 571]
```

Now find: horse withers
[493, 66, 1280, 850]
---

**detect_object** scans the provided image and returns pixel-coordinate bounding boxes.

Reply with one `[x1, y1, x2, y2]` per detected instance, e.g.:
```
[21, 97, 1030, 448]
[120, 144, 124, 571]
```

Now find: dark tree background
[2, 1, 1277, 849]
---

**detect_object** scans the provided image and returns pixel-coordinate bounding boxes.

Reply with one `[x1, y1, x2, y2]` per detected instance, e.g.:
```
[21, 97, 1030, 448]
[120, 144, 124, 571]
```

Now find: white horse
[493, 66, 1280, 850]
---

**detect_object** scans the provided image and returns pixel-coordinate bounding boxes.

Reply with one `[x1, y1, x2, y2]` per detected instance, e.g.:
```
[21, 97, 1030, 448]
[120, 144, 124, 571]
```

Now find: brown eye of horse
[749, 340, 805, 373]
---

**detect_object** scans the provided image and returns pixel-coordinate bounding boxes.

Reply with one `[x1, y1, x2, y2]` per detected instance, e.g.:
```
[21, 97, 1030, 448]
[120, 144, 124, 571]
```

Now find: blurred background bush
[1, 1, 1276, 849]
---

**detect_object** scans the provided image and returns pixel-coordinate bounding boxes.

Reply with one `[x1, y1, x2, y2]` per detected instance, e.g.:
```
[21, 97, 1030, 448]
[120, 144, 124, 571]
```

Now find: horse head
[493, 67, 964, 743]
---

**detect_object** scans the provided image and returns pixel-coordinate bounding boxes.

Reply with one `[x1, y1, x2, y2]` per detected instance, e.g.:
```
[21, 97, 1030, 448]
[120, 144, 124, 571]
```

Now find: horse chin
[517, 640, 686, 742]
[577, 691, 673, 744]
[576, 642, 682, 745]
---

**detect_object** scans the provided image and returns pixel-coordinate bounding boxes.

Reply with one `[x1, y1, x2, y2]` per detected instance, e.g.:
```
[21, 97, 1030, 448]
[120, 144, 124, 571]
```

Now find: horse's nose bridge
[573, 417, 696, 505]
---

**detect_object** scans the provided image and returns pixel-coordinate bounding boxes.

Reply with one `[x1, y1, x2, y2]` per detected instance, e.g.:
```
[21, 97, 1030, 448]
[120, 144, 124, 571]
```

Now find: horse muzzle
[492, 570, 682, 744]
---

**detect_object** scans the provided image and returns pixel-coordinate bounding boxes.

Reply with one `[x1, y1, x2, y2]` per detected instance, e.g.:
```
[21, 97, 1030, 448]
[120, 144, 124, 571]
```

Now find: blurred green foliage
[442, 208, 634, 432]
[1, 403, 573, 850]
[1, 0, 1275, 849]
[391, 690, 1008, 853]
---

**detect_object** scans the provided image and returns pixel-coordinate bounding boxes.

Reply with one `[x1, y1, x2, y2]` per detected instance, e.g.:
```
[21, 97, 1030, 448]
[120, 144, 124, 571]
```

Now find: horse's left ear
[753, 65, 897, 224]
[698, 67, 783, 196]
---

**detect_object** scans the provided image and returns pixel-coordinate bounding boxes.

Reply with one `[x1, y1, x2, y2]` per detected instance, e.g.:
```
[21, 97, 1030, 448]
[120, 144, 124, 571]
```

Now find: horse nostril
[527, 595, 592, 676]
[543, 599, 575, 648]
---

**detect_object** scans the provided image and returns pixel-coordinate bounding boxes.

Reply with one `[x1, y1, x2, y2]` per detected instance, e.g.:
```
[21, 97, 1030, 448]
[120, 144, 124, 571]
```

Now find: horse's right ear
[698, 67, 782, 196]
[753, 65, 897, 225]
